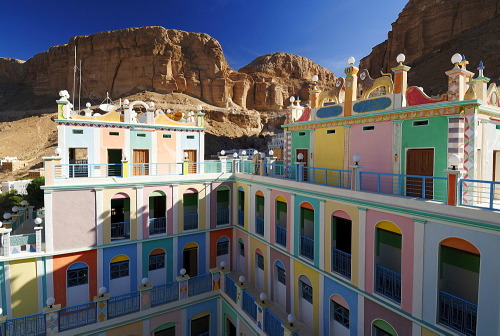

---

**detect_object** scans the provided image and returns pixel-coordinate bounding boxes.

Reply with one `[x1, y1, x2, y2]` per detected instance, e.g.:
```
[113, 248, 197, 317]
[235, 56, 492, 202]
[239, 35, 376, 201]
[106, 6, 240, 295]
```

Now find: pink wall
[157, 131, 177, 163]
[365, 210, 414, 313]
[150, 310, 182, 335]
[269, 248, 291, 312]
[364, 298, 412, 335]
[142, 186, 174, 238]
[269, 190, 292, 254]
[209, 182, 233, 229]
[53, 189, 96, 250]
[100, 128, 125, 163]
[349, 122, 393, 173]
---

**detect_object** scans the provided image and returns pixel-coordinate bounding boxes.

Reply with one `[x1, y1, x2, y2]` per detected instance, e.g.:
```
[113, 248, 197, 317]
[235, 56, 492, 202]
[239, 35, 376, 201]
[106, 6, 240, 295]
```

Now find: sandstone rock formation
[360, 0, 500, 94]
[239, 52, 337, 110]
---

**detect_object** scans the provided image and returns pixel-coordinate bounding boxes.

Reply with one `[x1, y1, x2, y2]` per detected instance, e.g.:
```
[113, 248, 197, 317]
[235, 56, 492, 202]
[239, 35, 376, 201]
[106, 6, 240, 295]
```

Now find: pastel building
[0, 53, 499, 336]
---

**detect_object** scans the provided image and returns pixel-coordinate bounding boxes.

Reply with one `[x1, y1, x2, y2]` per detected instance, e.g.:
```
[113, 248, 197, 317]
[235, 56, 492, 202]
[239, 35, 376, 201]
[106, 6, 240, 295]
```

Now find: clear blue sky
[0, 0, 407, 76]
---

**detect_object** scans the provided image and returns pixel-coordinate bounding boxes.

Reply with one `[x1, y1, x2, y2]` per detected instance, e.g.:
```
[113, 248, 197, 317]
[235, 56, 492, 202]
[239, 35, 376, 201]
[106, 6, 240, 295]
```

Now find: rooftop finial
[477, 60, 485, 78]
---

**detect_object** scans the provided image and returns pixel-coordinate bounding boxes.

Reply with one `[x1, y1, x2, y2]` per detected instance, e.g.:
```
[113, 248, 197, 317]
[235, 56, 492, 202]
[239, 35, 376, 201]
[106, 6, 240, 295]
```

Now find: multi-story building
[0, 53, 499, 336]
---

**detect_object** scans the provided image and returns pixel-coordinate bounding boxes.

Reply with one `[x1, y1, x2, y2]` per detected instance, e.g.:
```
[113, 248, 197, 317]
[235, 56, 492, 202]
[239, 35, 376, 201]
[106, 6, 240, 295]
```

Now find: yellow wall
[105, 321, 143, 336]
[178, 184, 207, 232]
[323, 202, 360, 286]
[421, 328, 439, 336]
[235, 183, 249, 230]
[103, 188, 138, 244]
[293, 260, 320, 335]
[314, 127, 345, 170]
[10, 259, 38, 317]
[249, 237, 268, 290]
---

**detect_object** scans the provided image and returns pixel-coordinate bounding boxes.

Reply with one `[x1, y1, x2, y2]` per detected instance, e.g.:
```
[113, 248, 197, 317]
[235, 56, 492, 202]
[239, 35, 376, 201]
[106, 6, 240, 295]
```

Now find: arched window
[216, 186, 230, 225]
[375, 221, 402, 303]
[331, 210, 352, 279]
[372, 319, 397, 336]
[237, 187, 245, 226]
[183, 189, 199, 231]
[110, 255, 130, 279]
[111, 193, 130, 241]
[275, 196, 287, 247]
[67, 262, 88, 287]
[300, 202, 314, 261]
[255, 191, 265, 236]
[330, 294, 350, 333]
[149, 249, 166, 271]
[149, 191, 166, 235]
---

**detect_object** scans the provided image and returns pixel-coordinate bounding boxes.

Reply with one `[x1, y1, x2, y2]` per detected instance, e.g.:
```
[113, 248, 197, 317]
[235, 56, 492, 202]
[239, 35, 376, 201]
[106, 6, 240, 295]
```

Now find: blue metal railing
[438, 290, 477, 335]
[217, 208, 230, 225]
[225, 275, 237, 302]
[188, 161, 232, 174]
[304, 167, 351, 188]
[375, 265, 401, 303]
[266, 163, 297, 180]
[300, 235, 314, 261]
[264, 309, 284, 336]
[107, 291, 140, 319]
[188, 274, 213, 297]
[275, 225, 287, 247]
[149, 217, 166, 235]
[151, 281, 179, 307]
[256, 216, 265, 236]
[130, 163, 182, 176]
[239, 161, 261, 174]
[110, 221, 130, 240]
[332, 248, 351, 279]
[183, 213, 198, 230]
[460, 178, 500, 210]
[5, 313, 46, 336]
[55, 163, 122, 179]
[58, 302, 97, 332]
[238, 210, 245, 226]
[360, 172, 447, 202]
[242, 290, 257, 321]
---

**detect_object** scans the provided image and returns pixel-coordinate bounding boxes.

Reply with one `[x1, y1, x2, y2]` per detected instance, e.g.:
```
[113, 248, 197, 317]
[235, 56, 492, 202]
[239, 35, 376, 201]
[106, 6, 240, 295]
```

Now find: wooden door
[296, 149, 309, 180]
[406, 148, 434, 198]
[183, 247, 198, 277]
[107, 149, 122, 177]
[133, 149, 149, 175]
[185, 150, 197, 174]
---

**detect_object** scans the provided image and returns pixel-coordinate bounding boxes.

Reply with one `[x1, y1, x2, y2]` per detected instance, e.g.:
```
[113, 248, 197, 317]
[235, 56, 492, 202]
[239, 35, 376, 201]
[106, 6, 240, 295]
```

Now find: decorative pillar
[309, 75, 321, 109]
[350, 164, 364, 191]
[177, 273, 190, 300]
[444, 168, 463, 206]
[445, 54, 474, 102]
[343, 57, 359, 117]
[255, 295, 270, 330]
[121, 159, 129, 178]
[94, 293, 110, 322]
[0, 229, 12, 257]
[391, 54, 411, 108]
[182, 159, 189, 175]
[34, 226, 43, 253]
[219, 155, 227, 173]
[43, 302, 61, 335]
[282, 316, 301, 336]
[295, 162, 304, 182]
[473, 61, 490, 102]
[138, 281, 153, 311]
[210, 267, 222, 290]
[235, 278, 247, 309]
[259, 159, 264, 176]
[0, 315, 7, 336]
[146, 104, 155, 124]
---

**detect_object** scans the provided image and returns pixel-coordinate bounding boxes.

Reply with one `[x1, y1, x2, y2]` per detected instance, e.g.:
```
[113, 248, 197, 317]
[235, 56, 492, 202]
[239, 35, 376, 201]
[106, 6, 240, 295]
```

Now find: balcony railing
[111, 221, 130, 240]
[188, 274, 213, 297]
[375, 264, 401, 303]
[183, 213, 198, 230]
[58, 302, 97, 332]
[55, 163, 122, 179]
[149, 217, 166, 235]
[238, 210, 244, 226]
[108, 291, 140, 319]
[300, 235, 314, 261]
[275, 225, 287, 247]
[242, 290, 257, 321]
[188, 161, 233, 174]
[264, 309, 284, 336]
[239, 161, 260, 174]
[360, 172, 447, 203]
[130, 163, 182, 176]
[5, 312, 45, 336]
[303, 167, 351, 188]
[256, 216, 264, 236]
[216, 208, 230, 225]
[460, 178, 500, 211]
[331, 248, 351, 279]
[438, 290, 477, 335]
[266, 163, 297, 180]
[150, 281, 179, 307]
[225, 275, 237, 302]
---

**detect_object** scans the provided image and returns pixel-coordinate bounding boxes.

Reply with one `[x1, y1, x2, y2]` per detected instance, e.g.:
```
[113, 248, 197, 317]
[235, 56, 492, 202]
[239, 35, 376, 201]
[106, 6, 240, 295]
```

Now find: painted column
[94, 188, 104, 246]
[289, 193, 296, 255]
[255, 297, 270, 330]
[343, 60, 359, 117]
[136, 186, 144, 240]
[35, 227, 43, 251]
[445, 59, 474, 101]
[444, 169, 463, 206]
[318, 200, 325, 270]
[138, 282, 153, 311]
[0, 229, 11, 257]
[392, 121, 403, 175]
[343, 125, 351, 170]
[282, 319, 301, 336]
[264, 188, 271, 241]
[43, 190, 54, 252]
[94, 293, 110, 322]
[171, 185, 179, 235]
[43, 303, 61, 335]
[204, 183, 211, 230]
[473, 61, 490, 102]
[350, 164, 364, 191]
[235, 278, 247, 309]
[447, 117, 465, 171]
[177, 274, 190, 300]
[411, 218, 426, 336]
[391, 59, 411, 108]
[357, 208, 367, 290]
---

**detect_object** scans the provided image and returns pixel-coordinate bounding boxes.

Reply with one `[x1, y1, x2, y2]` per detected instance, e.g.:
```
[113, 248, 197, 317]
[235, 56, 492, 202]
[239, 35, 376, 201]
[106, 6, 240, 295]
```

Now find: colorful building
[0, 53, 499, 336]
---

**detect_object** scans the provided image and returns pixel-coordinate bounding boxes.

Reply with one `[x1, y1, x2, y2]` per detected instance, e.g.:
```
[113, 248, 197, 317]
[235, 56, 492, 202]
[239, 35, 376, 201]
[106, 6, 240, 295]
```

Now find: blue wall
[322, 277, 359, 335]
[102, 244, 138, 291]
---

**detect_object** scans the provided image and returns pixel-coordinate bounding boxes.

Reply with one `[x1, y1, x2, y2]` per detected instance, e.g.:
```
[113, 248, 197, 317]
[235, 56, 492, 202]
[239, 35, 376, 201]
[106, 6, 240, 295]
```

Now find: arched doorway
[183, 242, 199, 277]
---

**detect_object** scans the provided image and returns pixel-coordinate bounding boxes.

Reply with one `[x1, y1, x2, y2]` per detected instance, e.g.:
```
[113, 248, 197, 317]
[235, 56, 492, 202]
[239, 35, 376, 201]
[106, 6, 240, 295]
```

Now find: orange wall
[100, 128, 125, 162]
[209, 228, 233, 268]
[53, 250, 98, 307]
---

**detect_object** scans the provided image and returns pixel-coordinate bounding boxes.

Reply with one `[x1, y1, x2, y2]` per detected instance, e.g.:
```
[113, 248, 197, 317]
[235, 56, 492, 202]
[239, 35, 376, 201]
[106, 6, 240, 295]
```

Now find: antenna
[78, 59, 82, 110]
[72, 47, 76, 108]
[99, 92, 116, 112]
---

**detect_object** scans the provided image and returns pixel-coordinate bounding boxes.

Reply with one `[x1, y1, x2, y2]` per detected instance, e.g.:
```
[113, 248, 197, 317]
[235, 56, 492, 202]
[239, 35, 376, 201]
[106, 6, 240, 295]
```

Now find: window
[163, 134, 172, 138]
[149, 253, 165, 271]
[413, 120, 429, 126]
[72, 129, 83, 134]
[110, 260, 129, 279]
[137, 133, 146, 137]
[109, 131, 119, 136]
[301, 281, 313, 303]
[276, 266, 286, 285]
[363, 125, 375, 131]
[256, 254, 264, 270]
[217, 240, 229, 256]
[67, 265, 88, 287]
[333, 302, 350, 328]
[239, 242, 245, 256]
[299, 132, 306, 136]
[187, 135, 195, 139]
[327, 129, 336, 134]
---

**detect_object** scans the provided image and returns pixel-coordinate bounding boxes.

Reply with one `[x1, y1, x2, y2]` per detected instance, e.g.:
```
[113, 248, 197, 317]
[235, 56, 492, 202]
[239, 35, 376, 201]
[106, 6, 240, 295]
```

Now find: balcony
[375, 264, 401, 303]
[255, 217, 264, 236]
[439, 290, 477, 335]
[300, 235, 314, 261]
[275, 225, 287, 247]
[238, 210, 244, 226]
[110, 222, 130, 240]
[331, 248, 351, 279]
[216, 208, 230, 225]
[149, 217, 166, 235]
[183, 213, 198, 231]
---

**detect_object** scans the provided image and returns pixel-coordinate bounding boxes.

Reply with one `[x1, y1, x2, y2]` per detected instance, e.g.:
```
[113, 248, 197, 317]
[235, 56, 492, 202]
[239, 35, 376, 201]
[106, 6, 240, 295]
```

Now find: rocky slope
[360, 0, 500, 94]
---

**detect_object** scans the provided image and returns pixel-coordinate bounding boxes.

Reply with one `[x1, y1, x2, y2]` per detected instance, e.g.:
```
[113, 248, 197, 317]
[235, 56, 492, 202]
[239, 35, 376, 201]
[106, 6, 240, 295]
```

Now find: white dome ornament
[396, 53, 406, 65]
[359, 72, 366, 80]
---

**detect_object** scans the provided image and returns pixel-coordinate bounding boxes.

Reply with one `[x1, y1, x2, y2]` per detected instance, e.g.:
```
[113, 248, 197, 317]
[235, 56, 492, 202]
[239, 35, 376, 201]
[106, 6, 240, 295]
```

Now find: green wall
[291, 130, 310, 163]
[142, 238, 173, 281]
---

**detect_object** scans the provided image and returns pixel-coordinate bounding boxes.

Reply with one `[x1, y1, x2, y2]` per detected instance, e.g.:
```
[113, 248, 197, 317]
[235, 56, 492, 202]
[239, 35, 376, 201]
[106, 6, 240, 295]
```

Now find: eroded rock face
[360, 0, 500, 94]
[239, 52, 337, 110]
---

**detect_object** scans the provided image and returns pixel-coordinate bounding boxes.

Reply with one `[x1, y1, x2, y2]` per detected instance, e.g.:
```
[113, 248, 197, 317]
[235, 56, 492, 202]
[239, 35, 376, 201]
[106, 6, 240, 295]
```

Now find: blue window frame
[217, 240, 229, 256]
[239, 242, 245, 256]
[67, 263, 88, 287]
[276, 266, 286, 285]
[301, 281, 313, 304]
[333, 302, 350, 328]
[110, 260, 129, 279]
[149, 253, 165, 271]
[256, 253, 264, 270]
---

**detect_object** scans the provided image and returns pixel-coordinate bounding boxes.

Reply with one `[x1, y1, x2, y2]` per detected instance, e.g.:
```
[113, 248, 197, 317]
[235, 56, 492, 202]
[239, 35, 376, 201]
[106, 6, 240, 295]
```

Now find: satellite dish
[99, 103, 116, 112]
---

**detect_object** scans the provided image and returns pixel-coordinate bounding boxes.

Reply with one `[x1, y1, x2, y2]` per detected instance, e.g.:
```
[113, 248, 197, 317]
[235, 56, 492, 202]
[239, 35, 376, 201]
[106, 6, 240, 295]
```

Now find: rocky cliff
[0, 27, 334, 113]
[360, 0, 500, 94]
